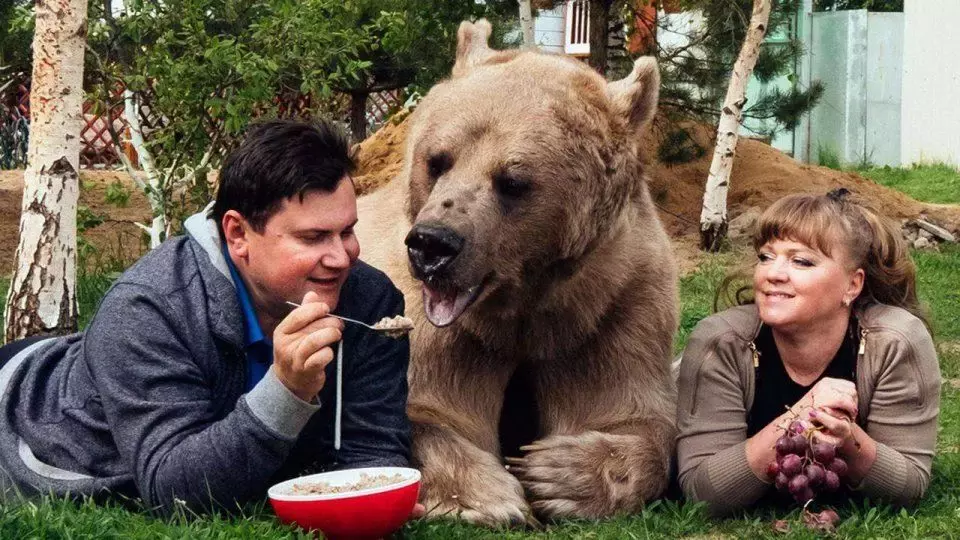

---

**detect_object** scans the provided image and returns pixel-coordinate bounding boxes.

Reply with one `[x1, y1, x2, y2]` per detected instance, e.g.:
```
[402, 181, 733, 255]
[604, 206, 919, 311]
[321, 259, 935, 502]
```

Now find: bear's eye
[427, 153, 452, 179]
[494, 173, 532, 199]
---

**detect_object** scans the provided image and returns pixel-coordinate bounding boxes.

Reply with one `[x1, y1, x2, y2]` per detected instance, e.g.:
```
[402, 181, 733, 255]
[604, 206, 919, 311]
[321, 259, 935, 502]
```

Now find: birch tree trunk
[119, 88, 219, 250]
[519, 0, 535, 47]
[4, 0, 89, 342]
[698, 0, 771, 252]
[122, 89, 165, 248]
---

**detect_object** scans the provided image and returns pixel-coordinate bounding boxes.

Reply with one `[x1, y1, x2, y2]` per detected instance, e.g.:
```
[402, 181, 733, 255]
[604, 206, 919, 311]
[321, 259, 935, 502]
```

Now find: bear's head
[403, 20, 659, 328]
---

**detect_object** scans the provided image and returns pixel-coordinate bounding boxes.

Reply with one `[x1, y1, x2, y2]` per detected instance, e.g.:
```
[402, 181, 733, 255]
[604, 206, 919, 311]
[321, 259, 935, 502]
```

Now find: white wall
[901, 0, 960, 167]
[534, 6, 565, 54]
[809, 11, 868, 165]
[804, 10, 904, 167]
[865, 13, 903, 167]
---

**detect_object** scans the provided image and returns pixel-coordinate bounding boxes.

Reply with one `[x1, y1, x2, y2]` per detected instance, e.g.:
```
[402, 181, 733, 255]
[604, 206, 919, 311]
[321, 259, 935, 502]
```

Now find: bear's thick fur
[356, 20, 678, 525]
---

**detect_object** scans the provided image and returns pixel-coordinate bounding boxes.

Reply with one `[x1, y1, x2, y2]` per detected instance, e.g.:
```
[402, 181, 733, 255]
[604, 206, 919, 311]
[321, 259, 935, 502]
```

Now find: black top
[746, 318, 859, 437]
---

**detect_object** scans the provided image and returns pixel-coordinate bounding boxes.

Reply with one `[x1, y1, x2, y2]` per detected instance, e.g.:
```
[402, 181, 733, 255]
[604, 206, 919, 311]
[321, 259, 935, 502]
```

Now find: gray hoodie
[0, 211, 411, 512]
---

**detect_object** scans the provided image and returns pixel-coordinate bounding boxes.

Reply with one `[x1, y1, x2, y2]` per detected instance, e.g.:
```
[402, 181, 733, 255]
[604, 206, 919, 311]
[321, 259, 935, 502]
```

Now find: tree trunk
[349, 92, 369, 143]
[123, 89, 166, 248]
[606, 7, 629, 77]
[519, 0, 536, 47]
[4, 0, 88, 342]
[587, 0, 610, 75]
[698, 0, 771, 252]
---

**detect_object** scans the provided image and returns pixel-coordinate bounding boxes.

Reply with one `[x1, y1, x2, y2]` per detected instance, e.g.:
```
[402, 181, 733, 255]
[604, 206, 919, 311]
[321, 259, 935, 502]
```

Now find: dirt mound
[0, 170, 153, 275]
[353, 113, 960, 242]
[642, 121, 960, 237]
[353, 112, 411, 197]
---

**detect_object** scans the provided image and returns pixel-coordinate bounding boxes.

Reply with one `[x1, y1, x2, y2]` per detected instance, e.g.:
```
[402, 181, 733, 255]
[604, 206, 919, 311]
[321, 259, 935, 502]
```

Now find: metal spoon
[284, 301, 412, 337]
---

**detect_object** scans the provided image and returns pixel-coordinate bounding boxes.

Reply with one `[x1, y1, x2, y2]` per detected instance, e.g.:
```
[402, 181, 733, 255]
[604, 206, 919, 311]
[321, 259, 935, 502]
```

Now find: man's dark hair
[211, 119, 355, 233]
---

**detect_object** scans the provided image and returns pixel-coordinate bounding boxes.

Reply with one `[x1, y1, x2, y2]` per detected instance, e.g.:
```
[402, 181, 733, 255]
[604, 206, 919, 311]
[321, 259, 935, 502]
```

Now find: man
[0, 119, 412, 513]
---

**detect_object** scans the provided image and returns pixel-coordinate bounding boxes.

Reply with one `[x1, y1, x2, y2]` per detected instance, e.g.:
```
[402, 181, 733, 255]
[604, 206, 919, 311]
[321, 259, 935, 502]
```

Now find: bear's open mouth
[421, 276, 489, 327]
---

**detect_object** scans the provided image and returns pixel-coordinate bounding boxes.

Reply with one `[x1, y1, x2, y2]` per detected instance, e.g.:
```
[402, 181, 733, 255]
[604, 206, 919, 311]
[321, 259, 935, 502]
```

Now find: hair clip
[826, 187, 851, 202]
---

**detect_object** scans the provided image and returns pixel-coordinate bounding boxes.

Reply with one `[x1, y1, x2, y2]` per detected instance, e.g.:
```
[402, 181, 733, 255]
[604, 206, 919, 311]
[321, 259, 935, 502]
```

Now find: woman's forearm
[745, 409, 796, 480]
[841, 422, 877, 483]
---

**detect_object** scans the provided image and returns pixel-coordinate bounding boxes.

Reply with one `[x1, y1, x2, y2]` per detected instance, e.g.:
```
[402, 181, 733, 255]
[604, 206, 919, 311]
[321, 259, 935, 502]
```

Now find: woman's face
[753, 238, 864, 332]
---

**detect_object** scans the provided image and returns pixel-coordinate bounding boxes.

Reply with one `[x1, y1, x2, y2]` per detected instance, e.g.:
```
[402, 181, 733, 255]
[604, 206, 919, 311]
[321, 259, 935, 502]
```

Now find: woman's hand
[809, 407, 856, 448]
[791, 377, 859, 450]
[791, 377, 858, 425]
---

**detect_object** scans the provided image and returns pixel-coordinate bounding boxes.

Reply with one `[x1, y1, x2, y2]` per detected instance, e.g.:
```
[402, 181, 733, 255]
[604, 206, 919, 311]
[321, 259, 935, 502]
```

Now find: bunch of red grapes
[767, 420, 849, 503]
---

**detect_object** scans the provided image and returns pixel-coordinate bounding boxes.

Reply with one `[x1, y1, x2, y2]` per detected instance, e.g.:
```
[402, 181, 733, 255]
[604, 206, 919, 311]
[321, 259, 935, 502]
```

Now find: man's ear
[222, 210, 250, 260]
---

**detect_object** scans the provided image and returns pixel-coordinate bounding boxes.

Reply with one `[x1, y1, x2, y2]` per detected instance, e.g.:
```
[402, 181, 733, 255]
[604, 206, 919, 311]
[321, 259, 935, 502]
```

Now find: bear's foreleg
[411, 410, 536, 527]
[512, 417, 675, 520]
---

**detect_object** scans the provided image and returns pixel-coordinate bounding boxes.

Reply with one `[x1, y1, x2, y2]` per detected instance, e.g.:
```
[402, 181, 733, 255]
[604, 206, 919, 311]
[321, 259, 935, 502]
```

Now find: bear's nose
[405, 224, 464, 279]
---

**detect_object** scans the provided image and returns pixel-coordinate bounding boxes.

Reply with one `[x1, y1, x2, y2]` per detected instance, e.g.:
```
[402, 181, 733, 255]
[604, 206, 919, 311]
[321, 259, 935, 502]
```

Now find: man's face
[226, 177, 360, 325]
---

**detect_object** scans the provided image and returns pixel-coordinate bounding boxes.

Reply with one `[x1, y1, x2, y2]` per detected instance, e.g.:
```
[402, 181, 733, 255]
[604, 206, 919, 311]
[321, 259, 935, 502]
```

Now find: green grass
[675, 250, 743, 353]
[817, 143, 843, 170]
[0, 497, 314, 539]
[857, 164, 960, 205]
[915, 243, 960, 379]
[814, 153, 960, 206]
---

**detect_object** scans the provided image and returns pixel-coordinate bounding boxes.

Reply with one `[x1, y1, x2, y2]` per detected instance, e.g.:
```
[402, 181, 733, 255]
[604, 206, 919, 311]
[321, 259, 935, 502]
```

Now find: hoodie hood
[183, 203, 233, 284]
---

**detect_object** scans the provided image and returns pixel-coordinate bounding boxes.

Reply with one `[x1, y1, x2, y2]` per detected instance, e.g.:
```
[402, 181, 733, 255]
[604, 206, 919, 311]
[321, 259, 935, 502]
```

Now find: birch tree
[118, 89, 217, 248]
[519, 0, 535, 47]
[4, 0, 88, 342]
[698, 0, 771, 252]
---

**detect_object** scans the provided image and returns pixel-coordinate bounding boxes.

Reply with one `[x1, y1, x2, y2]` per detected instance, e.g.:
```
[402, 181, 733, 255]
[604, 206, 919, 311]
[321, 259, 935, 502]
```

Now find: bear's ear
[452, 19, 495, 78]
[606, 56, 660, 132]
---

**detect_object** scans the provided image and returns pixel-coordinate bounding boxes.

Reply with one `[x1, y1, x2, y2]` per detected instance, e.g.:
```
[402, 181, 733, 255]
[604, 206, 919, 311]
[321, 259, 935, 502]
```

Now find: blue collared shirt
[222, 244, 274, 391]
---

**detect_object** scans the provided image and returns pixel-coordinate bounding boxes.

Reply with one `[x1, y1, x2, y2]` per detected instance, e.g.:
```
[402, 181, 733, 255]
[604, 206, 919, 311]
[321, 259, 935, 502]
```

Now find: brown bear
[355, 19, 678, 526]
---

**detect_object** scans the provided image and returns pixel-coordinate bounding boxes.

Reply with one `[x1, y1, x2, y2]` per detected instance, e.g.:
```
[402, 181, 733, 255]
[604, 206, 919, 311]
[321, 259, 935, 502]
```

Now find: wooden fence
[1, 81, 404, 170]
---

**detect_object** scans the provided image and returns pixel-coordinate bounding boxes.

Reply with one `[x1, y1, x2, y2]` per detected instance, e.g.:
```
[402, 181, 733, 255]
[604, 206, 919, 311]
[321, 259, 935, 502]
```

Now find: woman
[675, 190, 940, 516]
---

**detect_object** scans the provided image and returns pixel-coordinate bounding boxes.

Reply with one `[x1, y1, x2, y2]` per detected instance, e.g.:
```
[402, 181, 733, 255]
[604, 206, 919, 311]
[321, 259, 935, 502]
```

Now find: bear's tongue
[423, 285, 475, 327]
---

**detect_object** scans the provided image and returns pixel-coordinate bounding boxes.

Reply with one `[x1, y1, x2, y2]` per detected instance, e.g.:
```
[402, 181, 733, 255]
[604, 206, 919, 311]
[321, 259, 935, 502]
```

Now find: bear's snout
[405, 224, 465, 281]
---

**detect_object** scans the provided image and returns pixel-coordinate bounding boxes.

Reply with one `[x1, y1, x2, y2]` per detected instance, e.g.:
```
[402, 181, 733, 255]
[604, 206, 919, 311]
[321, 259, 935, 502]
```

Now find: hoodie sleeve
[83, 283, 318, 512]
[333, 283, 412, 469]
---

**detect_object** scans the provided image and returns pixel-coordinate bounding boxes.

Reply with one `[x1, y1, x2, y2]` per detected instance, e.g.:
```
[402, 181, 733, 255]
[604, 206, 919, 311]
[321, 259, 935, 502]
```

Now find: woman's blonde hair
[715, 190, 929, 328]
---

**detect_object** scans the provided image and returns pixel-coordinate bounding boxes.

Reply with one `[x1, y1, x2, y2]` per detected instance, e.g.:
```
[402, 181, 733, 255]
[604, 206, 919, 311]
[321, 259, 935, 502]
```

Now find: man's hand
[272, 291, 344, 402]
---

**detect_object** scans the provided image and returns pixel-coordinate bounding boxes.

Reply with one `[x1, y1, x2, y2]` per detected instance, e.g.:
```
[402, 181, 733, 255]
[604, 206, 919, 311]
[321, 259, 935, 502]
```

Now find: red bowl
[268, 466, 421, 540]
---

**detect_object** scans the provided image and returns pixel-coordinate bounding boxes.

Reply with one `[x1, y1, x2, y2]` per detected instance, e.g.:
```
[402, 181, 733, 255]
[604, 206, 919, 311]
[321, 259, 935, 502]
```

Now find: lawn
[0, 174, 958, 538]
[857, 164, 960, 205]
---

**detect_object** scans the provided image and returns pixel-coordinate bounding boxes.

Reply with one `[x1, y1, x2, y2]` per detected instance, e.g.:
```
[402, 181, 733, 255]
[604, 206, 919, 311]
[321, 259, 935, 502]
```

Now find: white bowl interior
[268, 466, 421, 502]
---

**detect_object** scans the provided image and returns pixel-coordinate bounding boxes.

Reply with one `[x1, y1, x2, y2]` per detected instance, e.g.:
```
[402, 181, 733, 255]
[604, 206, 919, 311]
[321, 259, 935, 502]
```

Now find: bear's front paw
[510, 431, 667, 520]
[420, 470, 534, 527]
